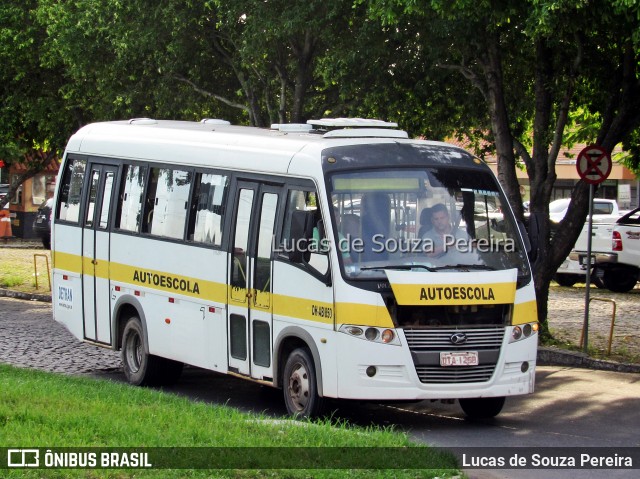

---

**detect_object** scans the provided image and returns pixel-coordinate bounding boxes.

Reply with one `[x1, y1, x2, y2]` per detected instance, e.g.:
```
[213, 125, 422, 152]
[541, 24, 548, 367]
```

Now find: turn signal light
[381, 329, 395, 343]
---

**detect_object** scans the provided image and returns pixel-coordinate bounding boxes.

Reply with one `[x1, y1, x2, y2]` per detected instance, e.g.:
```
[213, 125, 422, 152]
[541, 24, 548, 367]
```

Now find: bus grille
[403, 328, 505, 384]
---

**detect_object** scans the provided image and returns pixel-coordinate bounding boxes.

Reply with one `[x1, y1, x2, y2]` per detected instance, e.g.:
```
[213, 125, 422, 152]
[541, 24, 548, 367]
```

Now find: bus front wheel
[459, 396, 505, 420]
[283, 348, 324, 418]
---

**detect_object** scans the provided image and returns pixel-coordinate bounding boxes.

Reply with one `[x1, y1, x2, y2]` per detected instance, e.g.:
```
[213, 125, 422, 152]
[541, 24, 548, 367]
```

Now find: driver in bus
[422, 203, 470, 258]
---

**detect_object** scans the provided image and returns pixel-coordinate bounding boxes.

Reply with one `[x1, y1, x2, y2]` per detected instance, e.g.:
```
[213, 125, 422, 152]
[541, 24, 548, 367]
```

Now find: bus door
[81, 164, 117, 344]
[228, 182, 280, 379]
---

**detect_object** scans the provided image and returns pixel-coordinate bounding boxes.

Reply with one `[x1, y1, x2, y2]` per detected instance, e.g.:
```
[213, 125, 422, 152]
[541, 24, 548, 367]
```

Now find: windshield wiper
[429, 264, 496, 271]
[360, 264, 438, 272]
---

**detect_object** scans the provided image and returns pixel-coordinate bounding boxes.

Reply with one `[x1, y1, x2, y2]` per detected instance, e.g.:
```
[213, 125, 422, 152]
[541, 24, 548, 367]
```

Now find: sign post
[576, 145, 612, 354]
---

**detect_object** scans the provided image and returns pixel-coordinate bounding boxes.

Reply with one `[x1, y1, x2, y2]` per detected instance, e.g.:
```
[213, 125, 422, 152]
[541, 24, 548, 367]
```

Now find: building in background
[6, 161, 59, 239]
[447, 139, 639, 209]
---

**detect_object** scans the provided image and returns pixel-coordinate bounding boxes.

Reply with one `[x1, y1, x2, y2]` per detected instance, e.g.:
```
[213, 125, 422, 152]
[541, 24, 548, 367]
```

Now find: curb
[1, 289, 638, 374]
[0, 288, 52, 303]
[537, 346, 640, 373]
[0, 240, 45, 249]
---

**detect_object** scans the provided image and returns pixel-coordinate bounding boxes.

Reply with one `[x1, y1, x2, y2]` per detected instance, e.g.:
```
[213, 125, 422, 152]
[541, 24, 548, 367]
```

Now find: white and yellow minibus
[51, 118, 538, 418]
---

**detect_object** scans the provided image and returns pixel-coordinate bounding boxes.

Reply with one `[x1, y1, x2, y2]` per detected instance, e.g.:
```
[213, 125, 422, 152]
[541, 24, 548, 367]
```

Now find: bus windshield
[328, 167, 530, 284]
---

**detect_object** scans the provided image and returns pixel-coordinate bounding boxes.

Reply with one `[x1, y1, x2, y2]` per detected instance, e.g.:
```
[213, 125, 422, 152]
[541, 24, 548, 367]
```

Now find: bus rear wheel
[459, 396, 505, 420]
[283, 348, 324, 418]
[121, 316, 183, 386]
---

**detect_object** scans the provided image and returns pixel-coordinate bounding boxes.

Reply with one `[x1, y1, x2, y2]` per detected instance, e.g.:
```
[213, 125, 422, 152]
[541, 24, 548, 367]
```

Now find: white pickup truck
[561, 207, 640, 292]
[554, 199, 628, 288]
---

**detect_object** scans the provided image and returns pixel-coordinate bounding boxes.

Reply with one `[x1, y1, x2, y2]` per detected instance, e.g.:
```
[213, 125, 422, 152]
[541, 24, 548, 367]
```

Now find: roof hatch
[307, 118, 408, 139]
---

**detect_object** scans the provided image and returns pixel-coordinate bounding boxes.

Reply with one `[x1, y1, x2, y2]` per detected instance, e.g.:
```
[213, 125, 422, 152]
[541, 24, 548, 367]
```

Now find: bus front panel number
[311, 305, 332, 319]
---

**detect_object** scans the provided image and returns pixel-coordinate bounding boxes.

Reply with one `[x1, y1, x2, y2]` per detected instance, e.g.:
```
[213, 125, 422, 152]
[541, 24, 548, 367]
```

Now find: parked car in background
[552, 198, 627, 288]
[33, 197, 53, 249]
[549, 197, 622, 224]
[567, 207, 640, 292]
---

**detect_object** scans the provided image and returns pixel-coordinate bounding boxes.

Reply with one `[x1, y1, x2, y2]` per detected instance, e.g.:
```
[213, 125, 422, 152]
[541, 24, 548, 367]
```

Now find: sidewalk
[0, 238, 44, 249]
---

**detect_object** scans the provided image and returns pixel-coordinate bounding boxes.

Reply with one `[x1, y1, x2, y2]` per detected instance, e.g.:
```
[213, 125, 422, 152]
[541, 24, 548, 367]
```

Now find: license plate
[440, 351, 479, 367]
[580, 256, 595, 266]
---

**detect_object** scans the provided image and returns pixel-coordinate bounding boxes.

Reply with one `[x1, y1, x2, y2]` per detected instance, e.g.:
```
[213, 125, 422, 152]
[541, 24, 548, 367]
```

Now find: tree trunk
[480, 34, 524, 221]
[290, 31, 316, 124]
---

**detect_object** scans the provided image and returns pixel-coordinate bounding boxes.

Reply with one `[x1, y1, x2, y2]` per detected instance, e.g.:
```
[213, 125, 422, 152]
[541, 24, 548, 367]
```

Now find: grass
[0, 247, 51, 293]
[0, 364, 460, 478]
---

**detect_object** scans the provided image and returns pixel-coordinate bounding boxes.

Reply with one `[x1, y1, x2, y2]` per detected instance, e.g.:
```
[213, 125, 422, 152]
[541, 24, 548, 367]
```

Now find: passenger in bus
[339, 214, 360, 263]
[361, 193, 390, 261]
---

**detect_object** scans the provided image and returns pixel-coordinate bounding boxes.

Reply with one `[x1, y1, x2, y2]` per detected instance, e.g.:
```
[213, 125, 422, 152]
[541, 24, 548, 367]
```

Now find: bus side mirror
[288, 210, 314, 263]
[517, 220, 531, 254]
[525, 213, 541, 264]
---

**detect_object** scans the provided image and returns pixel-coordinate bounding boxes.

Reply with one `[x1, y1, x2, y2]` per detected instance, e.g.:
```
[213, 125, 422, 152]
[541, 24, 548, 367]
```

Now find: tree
[363, 0, 640, 334]
[36, 0, 377, 127]
[0, 1, 68, 209]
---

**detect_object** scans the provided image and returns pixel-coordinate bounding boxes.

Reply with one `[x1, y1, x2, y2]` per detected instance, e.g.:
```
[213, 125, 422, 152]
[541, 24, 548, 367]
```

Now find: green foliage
[1, 0, 639, 323]
[0, 1, 68, 164]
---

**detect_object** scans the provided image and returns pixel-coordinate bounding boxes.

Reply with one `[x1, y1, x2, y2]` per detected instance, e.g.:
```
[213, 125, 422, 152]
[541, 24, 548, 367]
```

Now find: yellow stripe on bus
[53, 251, 531, 327]
[53, 251, 83, 273]
[335, 303, 394, 328]
[110, 261, 228, 302]
[272, 294, 334, 325]
[512, 300, 538, 325]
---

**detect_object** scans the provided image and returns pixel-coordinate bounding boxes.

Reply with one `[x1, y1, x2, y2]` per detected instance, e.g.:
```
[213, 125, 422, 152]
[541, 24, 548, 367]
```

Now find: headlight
[512, 326, 522, 341]
[339, 325, 400, 345]
[509, 322, 539, 343]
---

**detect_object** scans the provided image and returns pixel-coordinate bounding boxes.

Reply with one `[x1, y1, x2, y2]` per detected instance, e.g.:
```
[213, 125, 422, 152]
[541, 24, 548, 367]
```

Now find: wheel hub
[288, 362, 310, 411]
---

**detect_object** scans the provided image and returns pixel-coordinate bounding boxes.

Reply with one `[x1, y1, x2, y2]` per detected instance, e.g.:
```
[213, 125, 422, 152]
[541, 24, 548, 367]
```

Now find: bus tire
[283, 348, 324, 418]
[459, 396, 505, 420]
[121, 316, 162, 386]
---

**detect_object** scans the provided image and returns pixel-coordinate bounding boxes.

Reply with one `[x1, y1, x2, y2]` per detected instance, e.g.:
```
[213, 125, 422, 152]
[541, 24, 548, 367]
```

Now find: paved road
[0, 297, 121, 373]
[1, 297, 638, 479]
[549, 285, 640, 360]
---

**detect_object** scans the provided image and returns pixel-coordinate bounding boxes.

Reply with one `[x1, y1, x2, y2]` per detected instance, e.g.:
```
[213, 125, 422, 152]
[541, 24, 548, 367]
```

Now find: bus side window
[144, 168, 192, 239]
[116, 164, 147, 232]
[57, 157, 87, 223]
[187, 172, 229, 246]
[282, 189, 329, 278]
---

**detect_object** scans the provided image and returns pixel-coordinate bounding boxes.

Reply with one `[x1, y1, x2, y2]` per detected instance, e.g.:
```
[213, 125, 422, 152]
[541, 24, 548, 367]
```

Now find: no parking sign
[576, 144, 612, 354]
[576, 145, 611, 184]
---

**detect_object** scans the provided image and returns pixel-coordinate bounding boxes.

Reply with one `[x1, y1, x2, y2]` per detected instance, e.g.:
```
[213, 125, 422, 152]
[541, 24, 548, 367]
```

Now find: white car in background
[549, 198, 622, 224]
